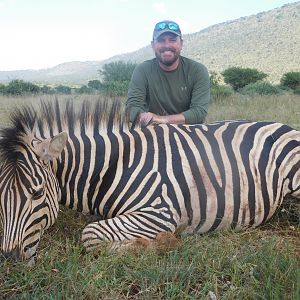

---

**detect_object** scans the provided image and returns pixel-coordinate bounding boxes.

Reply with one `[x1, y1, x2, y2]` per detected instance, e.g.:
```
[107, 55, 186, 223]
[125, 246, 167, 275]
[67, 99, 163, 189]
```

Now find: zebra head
[0, 131, 68, 263]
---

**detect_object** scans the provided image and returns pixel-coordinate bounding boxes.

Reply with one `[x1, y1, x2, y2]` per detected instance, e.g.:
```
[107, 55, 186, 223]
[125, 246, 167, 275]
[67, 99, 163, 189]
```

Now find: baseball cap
[153, 20, 182, 40]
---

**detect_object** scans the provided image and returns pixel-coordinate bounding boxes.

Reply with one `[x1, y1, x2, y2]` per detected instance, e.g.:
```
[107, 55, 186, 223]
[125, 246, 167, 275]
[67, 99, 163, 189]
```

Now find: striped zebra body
[0, 100, 299, 261]
[61, 120, 300, 250]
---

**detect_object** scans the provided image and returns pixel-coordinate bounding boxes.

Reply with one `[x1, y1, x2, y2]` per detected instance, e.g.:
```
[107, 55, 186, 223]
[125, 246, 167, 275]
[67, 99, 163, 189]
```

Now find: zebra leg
[81, 213, 179, 252]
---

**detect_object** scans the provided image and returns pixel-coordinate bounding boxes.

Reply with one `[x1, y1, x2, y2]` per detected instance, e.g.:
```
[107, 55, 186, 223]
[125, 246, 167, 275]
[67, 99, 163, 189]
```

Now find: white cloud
[153, 2, 166, 14]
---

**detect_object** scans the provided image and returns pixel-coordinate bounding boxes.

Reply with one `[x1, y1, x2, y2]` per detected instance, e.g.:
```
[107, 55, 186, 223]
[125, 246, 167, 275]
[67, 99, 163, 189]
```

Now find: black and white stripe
[1, 99, 299, 258]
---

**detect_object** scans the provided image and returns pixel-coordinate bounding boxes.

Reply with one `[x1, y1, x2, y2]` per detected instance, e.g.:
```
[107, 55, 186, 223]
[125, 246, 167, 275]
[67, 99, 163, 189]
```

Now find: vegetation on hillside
[280, 71, 300, 90]
[1, 65, 299, 98]
[183, 2, 300, 84]
[222, 67, 267, 91]
[99, 61, 137, 96]
[0, 61, 138, 97]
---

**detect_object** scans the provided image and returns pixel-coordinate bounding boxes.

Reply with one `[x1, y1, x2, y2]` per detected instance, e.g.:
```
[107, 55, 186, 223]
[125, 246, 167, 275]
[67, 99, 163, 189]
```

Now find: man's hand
[139, 112, 186, 126]
[139, 112, 155, 126]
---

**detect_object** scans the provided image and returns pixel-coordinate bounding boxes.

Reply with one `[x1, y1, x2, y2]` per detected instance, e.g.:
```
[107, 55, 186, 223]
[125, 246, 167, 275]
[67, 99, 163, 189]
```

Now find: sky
[0, 0, 298, 71]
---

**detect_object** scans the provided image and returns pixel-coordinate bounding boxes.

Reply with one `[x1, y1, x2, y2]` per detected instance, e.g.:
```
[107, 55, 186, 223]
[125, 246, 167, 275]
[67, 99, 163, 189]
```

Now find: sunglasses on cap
[154, 21, 180, 32]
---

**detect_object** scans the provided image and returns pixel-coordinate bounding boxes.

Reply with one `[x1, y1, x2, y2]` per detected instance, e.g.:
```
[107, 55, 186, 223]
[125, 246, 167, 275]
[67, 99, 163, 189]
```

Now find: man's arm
[126, 65, 148, 122]
[139, 112, 185, 126]
[182, 63, 210, 124]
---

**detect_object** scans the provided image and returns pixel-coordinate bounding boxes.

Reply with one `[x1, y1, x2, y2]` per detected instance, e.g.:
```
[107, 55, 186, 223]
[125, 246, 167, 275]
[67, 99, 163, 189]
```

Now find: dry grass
[208, 93, 300, 130]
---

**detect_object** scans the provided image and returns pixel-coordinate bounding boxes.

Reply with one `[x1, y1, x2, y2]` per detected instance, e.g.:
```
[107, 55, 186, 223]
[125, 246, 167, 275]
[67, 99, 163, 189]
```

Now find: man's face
[151, 33, 183, 67]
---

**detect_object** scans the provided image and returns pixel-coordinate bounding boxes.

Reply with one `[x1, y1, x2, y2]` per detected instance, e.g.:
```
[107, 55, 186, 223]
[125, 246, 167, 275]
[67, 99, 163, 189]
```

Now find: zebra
[0, 98, 299, 263]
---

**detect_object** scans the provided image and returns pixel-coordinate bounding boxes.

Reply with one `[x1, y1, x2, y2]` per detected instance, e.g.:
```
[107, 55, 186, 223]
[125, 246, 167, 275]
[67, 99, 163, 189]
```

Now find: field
[0, 93, 299, 299]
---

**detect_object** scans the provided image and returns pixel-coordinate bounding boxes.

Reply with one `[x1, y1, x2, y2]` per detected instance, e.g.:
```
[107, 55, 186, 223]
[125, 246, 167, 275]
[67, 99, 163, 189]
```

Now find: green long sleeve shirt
[126, 56, 210, 124]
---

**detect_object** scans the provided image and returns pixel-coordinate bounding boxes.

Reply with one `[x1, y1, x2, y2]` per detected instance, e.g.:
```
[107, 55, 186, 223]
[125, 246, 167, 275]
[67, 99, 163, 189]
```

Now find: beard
[155, 48, 180, 66]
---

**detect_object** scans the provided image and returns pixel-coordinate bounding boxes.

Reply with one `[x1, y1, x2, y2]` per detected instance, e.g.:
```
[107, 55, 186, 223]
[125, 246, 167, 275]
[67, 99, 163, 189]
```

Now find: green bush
[276, 84, 290, 91]
[98, 61, 137, 96]
[88, 80, 102, 91]
[294, 86, 300, 95]
[209, 71, 222, 88]
[55, 85, 72, 94]
[0, 83, 6, 94]
[41, 85, 55, 94]
[210, 71, 233, 102]
[222, 67, 267, 91]
[280, 72, 300, 90]
[99, 61, 137, 82]
[103, 80, 130, 96]
[211, 85, 233, 102]
[5, 79, 40, 95]
[240, 81, 282, 95]
[75, 85, 94, 94]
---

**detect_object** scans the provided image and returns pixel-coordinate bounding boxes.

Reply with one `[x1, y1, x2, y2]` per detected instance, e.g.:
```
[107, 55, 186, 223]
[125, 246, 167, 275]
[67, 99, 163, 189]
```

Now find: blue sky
[0, 0, 298, 71]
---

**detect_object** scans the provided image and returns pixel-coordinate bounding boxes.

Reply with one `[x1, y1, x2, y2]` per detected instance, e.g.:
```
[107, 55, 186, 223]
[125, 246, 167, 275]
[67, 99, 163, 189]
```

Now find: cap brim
[153, 29, 181, 40]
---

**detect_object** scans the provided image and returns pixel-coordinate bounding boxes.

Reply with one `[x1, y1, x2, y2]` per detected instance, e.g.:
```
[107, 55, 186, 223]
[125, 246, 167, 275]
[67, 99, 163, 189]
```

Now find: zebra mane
[0, 97, 129, 163]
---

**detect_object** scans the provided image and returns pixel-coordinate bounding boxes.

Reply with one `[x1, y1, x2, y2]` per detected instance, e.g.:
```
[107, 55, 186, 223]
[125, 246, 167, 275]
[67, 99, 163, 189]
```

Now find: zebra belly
[175, 166, 284, 234]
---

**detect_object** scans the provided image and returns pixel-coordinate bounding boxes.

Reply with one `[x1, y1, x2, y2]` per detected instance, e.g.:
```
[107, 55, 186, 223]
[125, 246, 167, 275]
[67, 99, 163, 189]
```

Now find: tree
[88, 80, 102, 90]
[98, 61, 137, 96]
[75, 85, 93, 94]
[0, 83, 6, 94]
[41, 85, 55, 94]
[102, 81, 130, 97]
[280, 72, 300, 90]
[55, 85, 71, 94]
[5, 79, 40, 95]
[99, 61, 137, 83]
[222, 67, 267, 91]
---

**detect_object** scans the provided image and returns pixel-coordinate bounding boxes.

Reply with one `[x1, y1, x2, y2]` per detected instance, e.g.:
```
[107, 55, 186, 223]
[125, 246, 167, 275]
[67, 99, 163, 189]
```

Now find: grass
[208, 93, 300, 129]
[1, 209, 299, 299]
[0, 93, 299, 299]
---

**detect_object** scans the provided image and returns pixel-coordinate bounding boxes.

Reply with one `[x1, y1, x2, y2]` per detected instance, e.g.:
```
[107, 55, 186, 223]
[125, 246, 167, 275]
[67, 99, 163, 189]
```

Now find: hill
[0, 2, 299, 85]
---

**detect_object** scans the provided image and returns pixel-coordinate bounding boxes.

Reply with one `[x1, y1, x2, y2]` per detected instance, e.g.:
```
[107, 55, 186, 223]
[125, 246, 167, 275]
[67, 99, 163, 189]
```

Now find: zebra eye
[32, 188, 44, 199]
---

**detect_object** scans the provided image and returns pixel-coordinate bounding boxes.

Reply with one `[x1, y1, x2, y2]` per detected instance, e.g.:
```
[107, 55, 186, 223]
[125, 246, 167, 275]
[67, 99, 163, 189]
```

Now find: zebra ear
[37, 132, 68, 162]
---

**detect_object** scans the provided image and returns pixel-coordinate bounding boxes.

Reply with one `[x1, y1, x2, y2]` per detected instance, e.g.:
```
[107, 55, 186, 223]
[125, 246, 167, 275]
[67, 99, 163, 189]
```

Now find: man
[126, 20, 210, 125]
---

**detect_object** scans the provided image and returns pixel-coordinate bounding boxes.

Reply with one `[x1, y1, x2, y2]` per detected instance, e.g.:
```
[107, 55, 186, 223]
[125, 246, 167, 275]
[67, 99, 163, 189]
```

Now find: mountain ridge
[1, 2, 299, 85]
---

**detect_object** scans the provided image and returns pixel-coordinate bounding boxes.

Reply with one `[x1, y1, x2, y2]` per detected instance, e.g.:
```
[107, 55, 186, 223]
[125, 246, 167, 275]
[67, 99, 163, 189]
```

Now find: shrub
[5, 79, 40, 95]
[209, 71, 222, 88]
[88, 80, 102, 90]
[97, 61, 137, 96]
[99, 61, 137, 82]
[239, 81, 282, 95]
[103, 80, 130, 96]
[222, 67, 267, 91]
[294, 86, 300, 95]
[75, 85, 94, 94]
[55, 85, 72, 94]
[211, 85, 233, 102]
[41, 85, 55, 94]
[276, 84, 290, 91]
[280, 72, 300, 90]
[0, 83, 6, 94]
